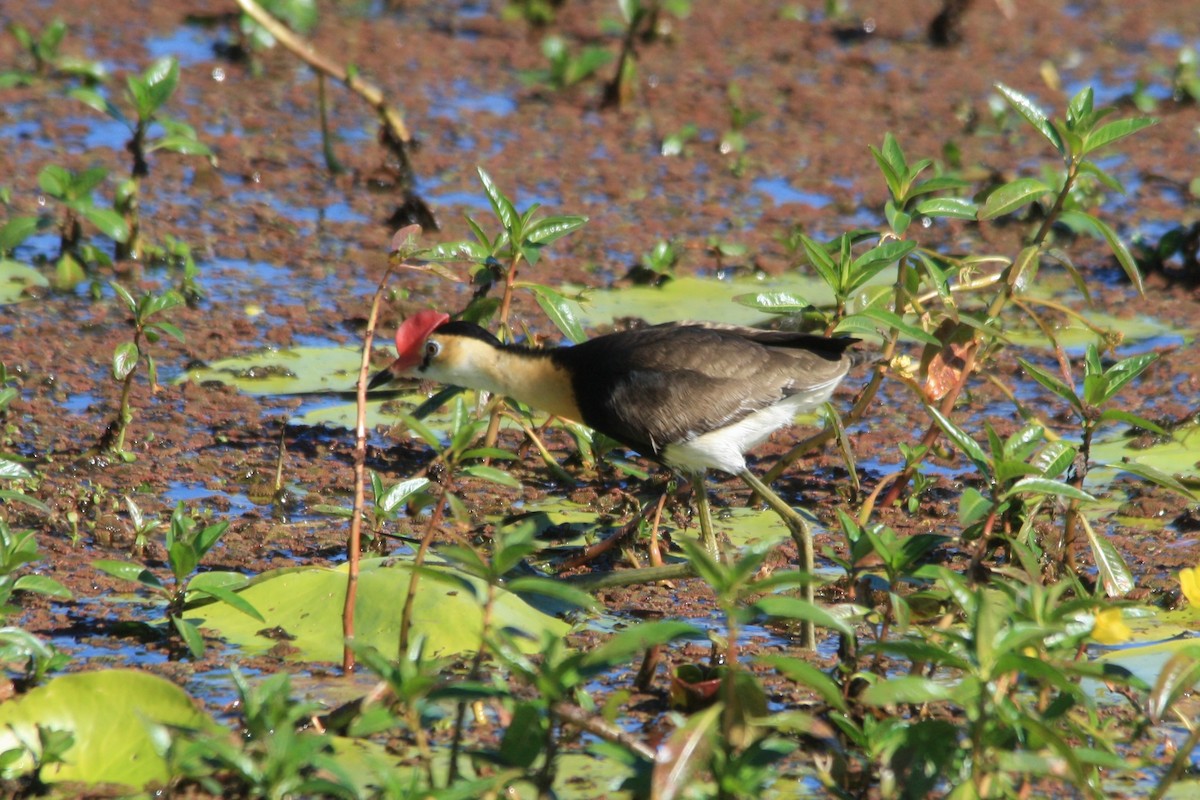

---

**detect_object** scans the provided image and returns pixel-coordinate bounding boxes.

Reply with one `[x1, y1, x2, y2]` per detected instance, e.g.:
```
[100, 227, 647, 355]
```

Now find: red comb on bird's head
[392, 310, 450, 370]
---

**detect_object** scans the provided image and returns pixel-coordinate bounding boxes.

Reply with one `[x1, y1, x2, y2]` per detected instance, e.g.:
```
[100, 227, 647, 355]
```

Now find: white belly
[661, 401, 805, 475]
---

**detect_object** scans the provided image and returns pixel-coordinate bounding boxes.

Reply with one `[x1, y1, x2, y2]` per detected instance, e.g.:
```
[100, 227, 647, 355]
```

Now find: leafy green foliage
[70, 57, 212, 259]
[101, 283, 185, 456]
[0, 19, 105, 87]
[93, 503, 259, 659]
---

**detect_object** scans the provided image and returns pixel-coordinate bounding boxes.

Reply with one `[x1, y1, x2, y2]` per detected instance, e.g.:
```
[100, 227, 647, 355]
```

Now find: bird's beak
[366, 362, 399, 391]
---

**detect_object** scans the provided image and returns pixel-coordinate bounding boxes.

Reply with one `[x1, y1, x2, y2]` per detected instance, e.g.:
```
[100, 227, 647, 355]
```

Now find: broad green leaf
[1078, 513, 1134, 596]
[112, 341, 139, 381]
[36, 164, 70, 197]
[190, 584, 264, 621]
[147, 135, 213, 157]
[477, 167, 518, 234]
[759, 654, 847, 712]
[522, 282, 586, 343]
[523, 215, 588, 246]
[0, 457, 32, 479]
[0, 670, 217, 788]
[978, 178, 1051, 220]
[0, 216, 41, 251]
[862, 675, 954, 705]
[68, 86, 124, 124]
[505, 576, 599, 612]
[1082, 116, 1156, 157]
[1097, 408, 1165, 435]
[13, 574, 71, 599]
[0, 259, 48, 305]
[93, 559, 165, 591]
[376, 477, 430, 513]
[732, 290, 813, 314]
[996, 83, 1064, 155]
[838, 307, 941, 346]
[1057, 210, 1145, 296]
[581, 620, 702, 671]
[81, 207, 130, 242]
[0, 490, 50, 513]
[1017, 357, 1080, 410]
[188, 559, 568, 661]
[753, 596, 855, 637]
[1008, 476, 1094, 502]
[927, 406, 991, 477]
[172, 616, 206, 658]
[109, 281, 137, 313]
[915, 196, 978, 219]
[1146, 645, 1200, 723]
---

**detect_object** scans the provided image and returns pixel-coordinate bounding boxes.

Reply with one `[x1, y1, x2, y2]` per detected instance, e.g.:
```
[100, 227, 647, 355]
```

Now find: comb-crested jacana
[369, 309, 857, 577]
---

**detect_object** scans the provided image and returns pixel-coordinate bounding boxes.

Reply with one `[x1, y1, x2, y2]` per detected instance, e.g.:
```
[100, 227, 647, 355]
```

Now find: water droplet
[863, 17, 876, 33]
[921, 216, 932, 228]
[212, 67, 226, 83]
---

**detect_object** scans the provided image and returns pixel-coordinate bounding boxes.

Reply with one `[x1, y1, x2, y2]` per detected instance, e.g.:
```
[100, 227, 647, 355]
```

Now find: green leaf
[148, 320, 185, 343]
[1079, 513, 1134, 596]
[732, 290, 813, 314]
[759, 654, 847, 712]
[505, 576, 599, 611]
[523, 215, 588, 246]
[1147, 645, 1200, 723]
[0, 216, 42, 252]
[927, 406, 991, 477]
[1057, 210, 1145, 296]
[190, 584, 264, 622]
[477, 167, 518, 235]
[36, 164, 70, 197]
[172, 615, 206, 659]
[375, 477, 430, 513]
[13, 574, 72, 599]
[753, 596, 855, 637]
[81, 207, 130, 242]
[523, 283, 586, 343]
[1097, 408, 1165, 435]
[996, 83, 1064, 155]
[915, 196, 978, 219]
[147, 135, 213, 157]
[112, 341, 139, 381]
[838, 307, 941, 346]
[862, 675, 954, 705]
[1016, 358, 1081, 410]
[1082, 116, 1156, 156]
[581, 620, 702, 671]
[93, 559, 165, 591]
[460, 464, 521, 488]
[0, 670, 217, 789]
[978, 178, 1052, 220]
[1007, 476, 1095, 502]
[68, 86, 125, 124]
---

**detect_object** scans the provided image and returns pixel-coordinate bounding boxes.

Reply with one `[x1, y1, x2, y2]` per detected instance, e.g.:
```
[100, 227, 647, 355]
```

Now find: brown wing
[554, 324, 855, 459]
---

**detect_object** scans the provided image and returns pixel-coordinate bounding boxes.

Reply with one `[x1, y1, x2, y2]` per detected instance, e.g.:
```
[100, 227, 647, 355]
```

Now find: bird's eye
[424, 340, 442, 359]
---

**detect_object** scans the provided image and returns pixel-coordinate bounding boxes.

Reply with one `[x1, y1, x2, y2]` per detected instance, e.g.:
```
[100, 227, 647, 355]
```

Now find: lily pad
[0, 259, 48, 305]
[0, 669, 216, 788]
[176, 346, 385, 395]
[573, 274, 842, 328]
[1007, 311, 1188, 351]
[1090, 423, 1200, 489]
[504, 494, 815, 553]
[187, 558, 570, 662]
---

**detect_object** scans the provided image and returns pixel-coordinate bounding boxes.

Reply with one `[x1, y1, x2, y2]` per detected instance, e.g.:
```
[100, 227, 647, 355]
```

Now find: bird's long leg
[691, 471, 721, 560]
[738, 469, 816, 649]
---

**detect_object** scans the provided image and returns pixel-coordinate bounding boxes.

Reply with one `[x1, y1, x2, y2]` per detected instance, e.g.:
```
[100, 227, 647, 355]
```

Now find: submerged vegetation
[1, 2, 1199, 799]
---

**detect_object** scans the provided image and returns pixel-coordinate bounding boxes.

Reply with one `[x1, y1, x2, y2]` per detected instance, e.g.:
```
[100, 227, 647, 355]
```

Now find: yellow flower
[1179, 567, 1200, 607]
[1091, 608, 1132, 645]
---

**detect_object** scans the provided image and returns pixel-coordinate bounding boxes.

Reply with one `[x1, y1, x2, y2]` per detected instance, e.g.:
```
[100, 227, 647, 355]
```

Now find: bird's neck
[434, 339, 582, 423]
